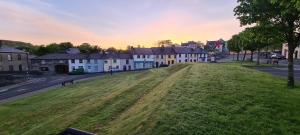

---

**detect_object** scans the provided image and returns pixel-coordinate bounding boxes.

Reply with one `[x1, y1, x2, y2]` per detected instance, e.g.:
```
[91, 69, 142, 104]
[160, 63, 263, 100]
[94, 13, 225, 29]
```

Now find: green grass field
[0, 63, 300, 135]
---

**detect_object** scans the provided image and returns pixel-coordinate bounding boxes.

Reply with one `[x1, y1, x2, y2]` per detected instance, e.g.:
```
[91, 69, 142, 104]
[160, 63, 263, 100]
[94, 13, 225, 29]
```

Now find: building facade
[0, 46, 29, 72]
[132, 48, 155, 69]
[282, 43, 300, 59]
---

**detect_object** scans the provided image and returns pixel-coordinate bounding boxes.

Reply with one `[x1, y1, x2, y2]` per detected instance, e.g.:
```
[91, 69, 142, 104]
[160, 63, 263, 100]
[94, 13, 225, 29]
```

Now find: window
[190, 59, 192, 62]
[71, 59, 75, 63]
[185, 59, 188, 62]
[7, 54, 12, 61]
[116, 66, 119, 69]
[104, 60, 108, 64]
[137, 55, 140, 58]
[156, 55, 159, 59]
[147, 55, 150, 58]
[9, 65, 13, 71]
[143, 55, 146, 58]
[174, 55, 176, 58]
[72, 66, 75, 71]
[161, 55, 163, 59]
[94, 66, 98, 71]
[179, 54, 182, 58]
[18, 54, 21, 60]
[79, 59, 83, 63]
[18, 65, 23, 71]
[168, 55, 171, 58]
[94, 59, 98, 64]
[179, 60, 181, 63]
[185, 54, 188, 57]
[194, 60, 197, 62]
[88, 66, 91, 69]
[126, 59, 129, 64]
[113, 59, 117, 63]
[171, 60, 174, 64]
[40, 67, 49, 71]
[168, 61, 170, 65]
[87, 59, 91, 64]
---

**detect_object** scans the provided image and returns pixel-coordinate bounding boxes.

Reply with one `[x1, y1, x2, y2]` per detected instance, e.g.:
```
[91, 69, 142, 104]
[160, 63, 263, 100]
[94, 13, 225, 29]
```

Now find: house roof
[66, 48, 80, 54]
[33, 53, 87, 60]
[151, 47, 175, 55]
[0, 46, 26, 53]
[173, 47, 191, 54]
[103, 53, 132, 59]
[132, 48, 153, 55]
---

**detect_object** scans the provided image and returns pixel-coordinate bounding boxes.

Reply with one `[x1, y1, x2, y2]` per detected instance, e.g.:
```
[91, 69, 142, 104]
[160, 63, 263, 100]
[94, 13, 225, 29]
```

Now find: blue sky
[0, 0, 242, 49]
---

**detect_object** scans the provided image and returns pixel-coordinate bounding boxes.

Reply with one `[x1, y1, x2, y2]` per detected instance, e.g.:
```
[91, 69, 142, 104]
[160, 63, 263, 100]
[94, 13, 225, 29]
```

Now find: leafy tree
[234, 0, 300, 87]
[106, 47, 118, 53]
[228, 35, 242, 61]
[78, 43, 101, 53]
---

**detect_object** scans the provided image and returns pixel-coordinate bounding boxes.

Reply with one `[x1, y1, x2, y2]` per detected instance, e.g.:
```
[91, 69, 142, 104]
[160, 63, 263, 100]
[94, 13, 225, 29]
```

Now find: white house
[282, 43, 300, 59]
[132, 48, 155, 69]
[85, 54, 104, 73]
[68, 54, 87, 72]
[103, 53, 134, 72]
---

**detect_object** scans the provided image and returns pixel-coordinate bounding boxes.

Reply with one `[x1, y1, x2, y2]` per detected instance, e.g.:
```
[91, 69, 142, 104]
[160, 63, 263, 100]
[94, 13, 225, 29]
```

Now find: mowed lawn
[0, 63, 300, 135]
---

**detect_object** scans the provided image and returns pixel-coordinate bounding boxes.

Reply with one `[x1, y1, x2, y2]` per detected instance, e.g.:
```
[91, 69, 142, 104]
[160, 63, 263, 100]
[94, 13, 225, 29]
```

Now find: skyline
[0, 0, 243, 49]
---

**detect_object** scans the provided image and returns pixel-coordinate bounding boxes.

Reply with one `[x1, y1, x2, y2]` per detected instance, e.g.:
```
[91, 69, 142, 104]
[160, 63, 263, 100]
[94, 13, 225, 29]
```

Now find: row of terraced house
[31, 46, 208, 74]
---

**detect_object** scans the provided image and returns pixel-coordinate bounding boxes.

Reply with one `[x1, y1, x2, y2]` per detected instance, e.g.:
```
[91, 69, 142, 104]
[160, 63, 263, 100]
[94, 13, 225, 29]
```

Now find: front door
[123, 65, 127, 71]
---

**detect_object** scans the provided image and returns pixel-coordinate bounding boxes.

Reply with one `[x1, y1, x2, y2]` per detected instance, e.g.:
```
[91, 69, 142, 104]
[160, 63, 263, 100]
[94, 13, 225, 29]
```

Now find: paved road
[0, 73, 103, 102]
[256, 67, 300, 81]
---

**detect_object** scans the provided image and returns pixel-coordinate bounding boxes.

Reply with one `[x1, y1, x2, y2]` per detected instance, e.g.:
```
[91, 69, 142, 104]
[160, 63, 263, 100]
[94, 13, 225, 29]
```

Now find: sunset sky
[0, 0, 243, 49]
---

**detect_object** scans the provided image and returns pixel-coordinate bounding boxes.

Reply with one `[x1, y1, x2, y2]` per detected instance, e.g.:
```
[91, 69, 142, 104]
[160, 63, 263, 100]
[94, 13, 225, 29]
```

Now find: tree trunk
[237, 52, 240, 61]
[250, 51, 254, 62]
[287, 46, 295, 88]
[243, 50, 247, 61]
[257, 49, 261, 65]
[233, 53, 235, 60]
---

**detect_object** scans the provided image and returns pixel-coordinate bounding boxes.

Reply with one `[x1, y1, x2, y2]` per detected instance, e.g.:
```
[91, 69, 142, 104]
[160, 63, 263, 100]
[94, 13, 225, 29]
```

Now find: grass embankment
[0, 63, 300, 135]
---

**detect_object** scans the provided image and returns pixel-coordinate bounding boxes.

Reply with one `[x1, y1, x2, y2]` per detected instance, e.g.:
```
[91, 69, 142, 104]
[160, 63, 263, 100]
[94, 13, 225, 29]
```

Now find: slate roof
[151, 47, 176, 55]
[33, 53, 87, 60]
[0, 46, 26, 53]
[66, 48, 80, 54]
[132, 48, 153, 55]
[173, 47, 192, 54]
[102, 53, 132, 59]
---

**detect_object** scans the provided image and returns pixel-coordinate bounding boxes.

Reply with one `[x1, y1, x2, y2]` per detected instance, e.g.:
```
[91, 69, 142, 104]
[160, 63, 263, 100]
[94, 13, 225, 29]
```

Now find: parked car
[271, 53, 285, 59]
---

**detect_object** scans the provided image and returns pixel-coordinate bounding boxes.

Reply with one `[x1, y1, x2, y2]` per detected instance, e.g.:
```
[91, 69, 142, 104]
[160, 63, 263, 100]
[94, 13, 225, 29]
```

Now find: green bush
[69, 68, 84, 75]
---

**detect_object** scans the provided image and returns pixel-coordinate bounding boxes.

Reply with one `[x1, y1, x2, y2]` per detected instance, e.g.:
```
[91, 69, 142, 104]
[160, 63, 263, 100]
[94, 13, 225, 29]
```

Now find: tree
[78, 43, 101, 53]
[228, 35, 242, 61]
[59, 42, 74, 51]
[106, 47, 117, 53]
[158, 40, 173, 47]
[234, 0, 300, 88]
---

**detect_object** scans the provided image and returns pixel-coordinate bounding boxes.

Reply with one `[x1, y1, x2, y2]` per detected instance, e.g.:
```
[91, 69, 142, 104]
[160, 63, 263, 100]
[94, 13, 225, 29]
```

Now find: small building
[68, 53, 104, 73]
[132, 48, 155, 69]
[152, 47, 176, 67]
[103, 53, 134, 72]
[282, 43, 300, 59]
[31, 53, 85, 74]
[0, 46, 29, 72]
[206, 39, 228, 53]
[173, 47, 190, 63]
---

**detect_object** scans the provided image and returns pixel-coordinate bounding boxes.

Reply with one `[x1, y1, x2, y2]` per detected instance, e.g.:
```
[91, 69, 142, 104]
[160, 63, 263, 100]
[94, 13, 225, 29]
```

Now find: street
[256, 67, 300, 81]
[0, 73, 103, 102]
